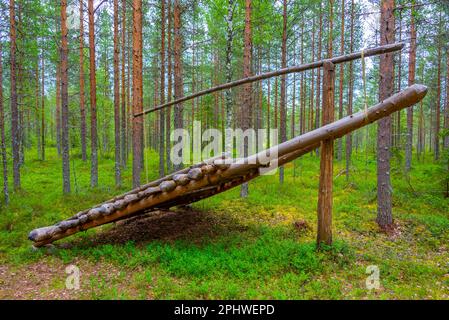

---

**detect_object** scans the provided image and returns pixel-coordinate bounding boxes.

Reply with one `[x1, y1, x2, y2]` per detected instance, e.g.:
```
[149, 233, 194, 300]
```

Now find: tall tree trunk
[444, 45, 449, 150]
[79, 0, 87, 162]
[10, 0, 20, 190]
[88, 0, 98, 187]
[300, 21, 305, 135]
[345, 0, 354, 180]
[56, 61, 61, 156]
[376, 0, 395, 229]
[240, 0, 252, 197]
[166, 0, 172, 172]
[173, 0, 184, 171]
[395, 9, 402, 148]
[159, 0, 166, 177]
[0, 44, 9, 204]
[41, 51, 45, 161]
[315, 6, 322, 156]
[405, 1, 416, 171]
[60, 0, 71, 194]
[36, 56, 41, 160]
[337, 0, 344, 161]
[121, 0, 127, 167]
[132, 0, 143, 188]
[279, 0, 287, 184]
[434, 12, 442, 161]
[113, 0, 121, 187]
[224, 0, 234, 154]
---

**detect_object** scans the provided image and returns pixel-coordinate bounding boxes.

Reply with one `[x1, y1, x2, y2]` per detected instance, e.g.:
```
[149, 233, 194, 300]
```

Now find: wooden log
[136, 43, 404, 117]
[28, 84, 427, 247]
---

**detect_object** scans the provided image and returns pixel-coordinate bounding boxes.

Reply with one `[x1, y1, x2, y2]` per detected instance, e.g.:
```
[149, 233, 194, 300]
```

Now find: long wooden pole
[135, 43, 404, 117]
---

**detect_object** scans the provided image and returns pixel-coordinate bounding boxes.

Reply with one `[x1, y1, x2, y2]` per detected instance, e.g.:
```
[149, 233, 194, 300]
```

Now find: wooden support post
[317, 61, 335, 247]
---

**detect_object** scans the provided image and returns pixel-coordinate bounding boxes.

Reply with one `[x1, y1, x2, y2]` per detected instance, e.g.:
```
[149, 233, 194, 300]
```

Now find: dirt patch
[0, 258, 138, 300]
[75, 208, 247, 248]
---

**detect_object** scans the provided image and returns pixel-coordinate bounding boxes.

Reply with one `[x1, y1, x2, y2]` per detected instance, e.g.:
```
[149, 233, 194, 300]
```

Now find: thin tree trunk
[240, 0, 252, 197]
[315, 7, 322, 156]
[224, 0, 234, 154]
[79, 0, 87, 162]
[113, 0, 121, 186]
[61, 0, 71, 194]
[405, 1, 416, 171]
[434, 12, 442, 160]
[376, 0, 395, 229]
[88, 0, 98, 187]
[345, 0, 354, 180]
[337, 0, 344, 161]
[121, 0, 127, 167]
[132, 0, 143, 188]
[41, 51, 45, 161]
[279, 0, 287, 184]
[166, 0, 172, 172]
[0, 44, 9, 204]
[36, 56, 41, 160]
[56, 62, 61, 156]
[159, 0, 166, 177]
[173, 0, 184, 171]
[10, 0, 20, 190]
[444, 45, 449, 150]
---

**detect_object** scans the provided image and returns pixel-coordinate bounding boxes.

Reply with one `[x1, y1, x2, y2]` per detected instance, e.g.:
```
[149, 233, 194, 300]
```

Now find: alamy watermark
[365, 265, 380, 290]
[65, 264, 80, 290]
[170, 121, 279, 175]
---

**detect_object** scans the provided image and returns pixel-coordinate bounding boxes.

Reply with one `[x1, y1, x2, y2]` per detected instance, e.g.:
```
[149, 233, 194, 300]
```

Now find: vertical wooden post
[317, 61, 335, 247]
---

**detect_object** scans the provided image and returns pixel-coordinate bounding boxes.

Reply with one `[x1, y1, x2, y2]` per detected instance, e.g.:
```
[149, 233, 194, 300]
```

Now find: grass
[0, 145, 448, 299]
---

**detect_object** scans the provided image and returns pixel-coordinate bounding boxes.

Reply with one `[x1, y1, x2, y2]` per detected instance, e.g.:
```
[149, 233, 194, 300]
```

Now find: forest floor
[1, 147, 449, 299]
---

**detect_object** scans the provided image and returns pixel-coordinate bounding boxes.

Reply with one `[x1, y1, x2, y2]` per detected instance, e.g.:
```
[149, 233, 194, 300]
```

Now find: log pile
[28, 84, 427, 247]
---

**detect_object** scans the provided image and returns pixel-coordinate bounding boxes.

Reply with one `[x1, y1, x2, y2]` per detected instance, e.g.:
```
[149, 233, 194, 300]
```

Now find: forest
[0, 0, 449, 300]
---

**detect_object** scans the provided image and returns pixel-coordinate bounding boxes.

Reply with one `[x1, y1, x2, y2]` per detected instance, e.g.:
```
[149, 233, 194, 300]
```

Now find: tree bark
[173, 0, 184, 172]
[434, 12, 442, 160]
[405, 1, 416, 171]
[317, 61, 335, 247]
[224, 0, 234, 154]
[315, 7, 322, 156]
[337, 0, 344, 161]
[132, 0, 143, 188]
[240, 0, 252, 197]
[166, 0, 172, 172]
[345, 0, 354, 180]
[10, 0, 20, 190]
[79, 0, 87, 162]
[159, 0, 166, 178]
[444, 45, 449, 150]
[279, 0, 287, 184]
[121, 0, 127, 167]
[61, 0, 71, 194]
[0, 44, 9, 204]
[113, 0, 121, 187]
[88, 0, 98, 188]
[41, 51, 45, 161]
[376, 0, 395, 229]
